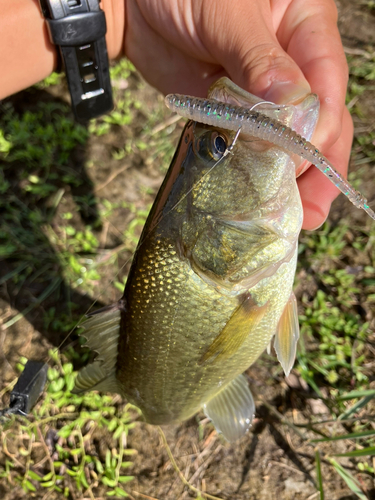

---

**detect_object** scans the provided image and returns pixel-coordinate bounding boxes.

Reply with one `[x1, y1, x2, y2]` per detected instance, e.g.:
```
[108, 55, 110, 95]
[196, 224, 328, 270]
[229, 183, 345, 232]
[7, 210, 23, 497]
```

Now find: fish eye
[213, 134, 226, 156]
[195, 131, 228, 161]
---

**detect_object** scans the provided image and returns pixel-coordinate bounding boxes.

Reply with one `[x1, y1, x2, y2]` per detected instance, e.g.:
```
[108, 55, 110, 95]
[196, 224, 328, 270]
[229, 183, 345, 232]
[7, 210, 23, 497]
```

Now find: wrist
[0, 1, 54, 99]
[0, 0, 125, 101]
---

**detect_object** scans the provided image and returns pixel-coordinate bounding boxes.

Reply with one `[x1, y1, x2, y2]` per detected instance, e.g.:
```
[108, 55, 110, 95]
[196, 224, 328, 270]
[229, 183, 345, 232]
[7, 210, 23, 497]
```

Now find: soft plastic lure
[165, 94, 375, 220]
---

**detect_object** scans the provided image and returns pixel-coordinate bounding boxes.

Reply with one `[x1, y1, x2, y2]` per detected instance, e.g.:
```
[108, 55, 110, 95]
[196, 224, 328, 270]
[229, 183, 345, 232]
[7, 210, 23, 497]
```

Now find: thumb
[202, 1, 311, 104]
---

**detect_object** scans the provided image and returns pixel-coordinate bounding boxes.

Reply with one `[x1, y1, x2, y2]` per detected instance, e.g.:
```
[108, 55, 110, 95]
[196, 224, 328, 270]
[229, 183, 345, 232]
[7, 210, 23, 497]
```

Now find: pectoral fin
[274, 292, 299, 377]
[73, 303, 123, 395]
[203, 374, 255, 442]
[199, 296, 268, 365]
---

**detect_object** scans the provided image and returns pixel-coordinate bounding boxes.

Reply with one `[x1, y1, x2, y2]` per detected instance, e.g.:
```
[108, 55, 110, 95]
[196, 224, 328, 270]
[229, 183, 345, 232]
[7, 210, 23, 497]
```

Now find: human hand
[123, 0, 352, 230]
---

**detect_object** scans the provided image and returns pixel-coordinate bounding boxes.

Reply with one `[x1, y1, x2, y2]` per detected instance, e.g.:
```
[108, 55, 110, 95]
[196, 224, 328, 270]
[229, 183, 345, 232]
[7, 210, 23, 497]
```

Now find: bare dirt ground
[1, 1, 375, 499]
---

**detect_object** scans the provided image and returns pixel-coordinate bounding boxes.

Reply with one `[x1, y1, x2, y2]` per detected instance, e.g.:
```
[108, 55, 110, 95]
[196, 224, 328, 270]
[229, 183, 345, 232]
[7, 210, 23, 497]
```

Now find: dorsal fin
[73, 303, 123, 395]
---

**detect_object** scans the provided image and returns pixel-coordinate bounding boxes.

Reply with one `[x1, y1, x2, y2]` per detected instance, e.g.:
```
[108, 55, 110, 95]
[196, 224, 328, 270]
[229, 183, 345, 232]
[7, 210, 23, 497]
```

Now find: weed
[34, 72, 63, 89]
[0, 352, 137, 498]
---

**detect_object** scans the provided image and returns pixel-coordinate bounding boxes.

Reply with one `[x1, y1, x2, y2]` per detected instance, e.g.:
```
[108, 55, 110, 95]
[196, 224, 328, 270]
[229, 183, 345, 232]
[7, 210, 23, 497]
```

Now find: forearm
[0, 0, 125, 100]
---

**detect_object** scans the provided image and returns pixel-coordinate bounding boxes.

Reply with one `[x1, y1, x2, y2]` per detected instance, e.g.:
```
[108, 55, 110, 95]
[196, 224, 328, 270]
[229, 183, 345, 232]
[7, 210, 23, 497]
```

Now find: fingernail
[264, 81, 311, 105]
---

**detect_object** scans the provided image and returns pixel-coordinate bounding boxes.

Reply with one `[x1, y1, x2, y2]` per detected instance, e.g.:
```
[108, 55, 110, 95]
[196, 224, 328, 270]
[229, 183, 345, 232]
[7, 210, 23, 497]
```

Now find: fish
[72, 78, 326, 442]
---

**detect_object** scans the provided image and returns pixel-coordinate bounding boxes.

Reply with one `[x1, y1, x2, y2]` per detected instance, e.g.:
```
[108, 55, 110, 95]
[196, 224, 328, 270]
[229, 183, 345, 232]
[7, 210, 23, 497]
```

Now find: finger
[125, 0, 228, 95]
[101, 0, 125, 59]
[298, 107, 354, 230]
[277, 0, 348, 153]
[129, 0, 311, 100]
[200, 0, 312, 102]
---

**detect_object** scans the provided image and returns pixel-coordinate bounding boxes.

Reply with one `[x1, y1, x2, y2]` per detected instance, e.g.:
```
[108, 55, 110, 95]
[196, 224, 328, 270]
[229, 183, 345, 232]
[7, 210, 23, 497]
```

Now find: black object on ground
[0, 360, 48, 420]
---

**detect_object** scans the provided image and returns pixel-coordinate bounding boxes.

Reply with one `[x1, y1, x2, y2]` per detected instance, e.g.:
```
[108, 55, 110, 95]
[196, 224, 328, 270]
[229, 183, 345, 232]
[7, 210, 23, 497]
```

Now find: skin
[1, 0, 352, 230]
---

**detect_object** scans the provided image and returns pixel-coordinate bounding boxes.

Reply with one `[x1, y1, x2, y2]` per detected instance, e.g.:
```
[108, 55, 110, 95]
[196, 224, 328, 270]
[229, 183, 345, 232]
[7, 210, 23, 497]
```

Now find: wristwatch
[39, 0, 113, 122]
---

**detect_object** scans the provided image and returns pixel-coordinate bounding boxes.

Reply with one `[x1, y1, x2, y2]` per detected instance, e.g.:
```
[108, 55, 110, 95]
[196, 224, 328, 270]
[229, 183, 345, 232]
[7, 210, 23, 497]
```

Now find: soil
[1, 1, 375, 499]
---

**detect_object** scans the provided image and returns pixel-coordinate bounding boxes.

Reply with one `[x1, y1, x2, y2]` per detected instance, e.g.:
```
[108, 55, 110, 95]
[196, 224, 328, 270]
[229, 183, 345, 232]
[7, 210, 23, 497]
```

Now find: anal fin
[274, 292, 300, 377]
[73, 302, 123, 395]
[203, 374, 255, 442]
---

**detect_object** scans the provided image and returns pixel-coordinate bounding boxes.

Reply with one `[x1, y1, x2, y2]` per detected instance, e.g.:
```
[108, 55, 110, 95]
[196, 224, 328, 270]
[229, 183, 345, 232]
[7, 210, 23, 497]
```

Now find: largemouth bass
[73, 79, 321, 442]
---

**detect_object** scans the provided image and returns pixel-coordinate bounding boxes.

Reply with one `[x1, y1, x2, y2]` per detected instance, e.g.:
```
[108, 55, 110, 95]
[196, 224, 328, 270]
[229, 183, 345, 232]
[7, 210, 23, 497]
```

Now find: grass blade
[3, 277, 62, 329]
[337, 389, 375, 401]
[311, 429, 375, 443]
[0, 262, 29, 285]
[334, 446, 375, 458]
[329, 458, 367, 500]
[315, 450, 324, 500]
[339, 395, 375, 421]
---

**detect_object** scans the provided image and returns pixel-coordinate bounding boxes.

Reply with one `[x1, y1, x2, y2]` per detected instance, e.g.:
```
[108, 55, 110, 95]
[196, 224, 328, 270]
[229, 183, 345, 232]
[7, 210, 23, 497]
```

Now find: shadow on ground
[0, 88, 106, 378]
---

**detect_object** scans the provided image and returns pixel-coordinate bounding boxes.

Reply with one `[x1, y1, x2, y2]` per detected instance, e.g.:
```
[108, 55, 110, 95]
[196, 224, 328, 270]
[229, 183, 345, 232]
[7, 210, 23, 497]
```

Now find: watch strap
[39, 0, 113, 121]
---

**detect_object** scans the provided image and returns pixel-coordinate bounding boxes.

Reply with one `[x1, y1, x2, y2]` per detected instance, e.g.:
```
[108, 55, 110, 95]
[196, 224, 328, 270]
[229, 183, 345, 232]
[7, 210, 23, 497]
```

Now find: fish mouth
[208, 77, 319, 139]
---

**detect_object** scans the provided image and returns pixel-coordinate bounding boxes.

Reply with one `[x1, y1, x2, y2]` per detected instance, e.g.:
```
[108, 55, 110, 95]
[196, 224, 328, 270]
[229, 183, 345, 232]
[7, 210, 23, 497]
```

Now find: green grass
[0, 353, 137, 498]
[0, 52, 375, 499]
